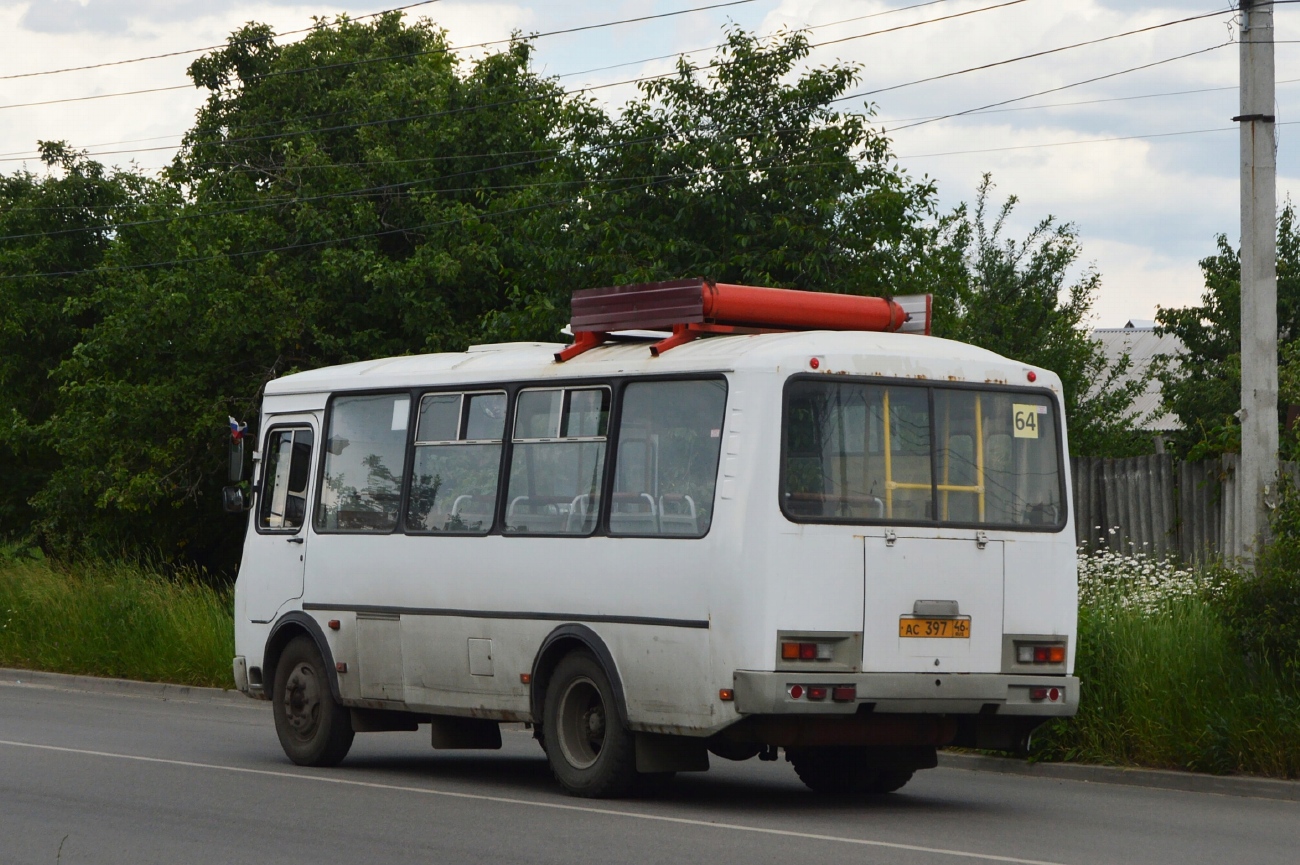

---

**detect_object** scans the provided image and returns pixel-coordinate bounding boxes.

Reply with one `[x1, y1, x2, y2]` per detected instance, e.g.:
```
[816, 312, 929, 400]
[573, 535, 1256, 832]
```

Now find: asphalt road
[1, 681, 1295, 865]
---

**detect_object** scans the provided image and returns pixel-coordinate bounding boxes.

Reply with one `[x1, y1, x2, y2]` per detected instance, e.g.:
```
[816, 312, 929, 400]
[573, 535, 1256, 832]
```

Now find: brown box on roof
[570, 278, 708, 332]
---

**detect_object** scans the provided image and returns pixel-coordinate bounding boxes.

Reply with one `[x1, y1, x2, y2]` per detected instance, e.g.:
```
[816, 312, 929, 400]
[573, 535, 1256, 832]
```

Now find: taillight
[831, 685, 856, 703]
[806, 686, 828, 701]
[1018, 643, 1066, 664]
[1029, 686, 1062, 702]
[782, 641, 834, 661]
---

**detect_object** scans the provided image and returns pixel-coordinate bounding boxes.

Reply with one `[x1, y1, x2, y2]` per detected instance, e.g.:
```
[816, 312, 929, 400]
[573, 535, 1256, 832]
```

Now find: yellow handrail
[883, 390, 987, 521]
[883, 389, 892, 517]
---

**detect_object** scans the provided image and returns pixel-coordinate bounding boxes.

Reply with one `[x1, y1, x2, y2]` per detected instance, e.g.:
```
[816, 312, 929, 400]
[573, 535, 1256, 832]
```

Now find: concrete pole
[1237, 0, 1278, 569]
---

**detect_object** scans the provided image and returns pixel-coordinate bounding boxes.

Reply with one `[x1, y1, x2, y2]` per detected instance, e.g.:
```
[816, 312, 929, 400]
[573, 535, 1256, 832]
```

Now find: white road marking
[0, 738, 1068, 865]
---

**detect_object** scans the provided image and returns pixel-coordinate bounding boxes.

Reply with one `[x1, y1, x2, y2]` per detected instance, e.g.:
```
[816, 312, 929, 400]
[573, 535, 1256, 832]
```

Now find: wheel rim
[282, 661, 322, 741]
[556, 675, 606, 770]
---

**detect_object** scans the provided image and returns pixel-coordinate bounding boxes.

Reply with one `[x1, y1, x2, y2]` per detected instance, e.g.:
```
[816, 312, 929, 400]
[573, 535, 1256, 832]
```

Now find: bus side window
[407, 391, 506, 534]
[610, 379, 727, 537]
[259, 428, 314, 531]
[314, 394, 410, 533]
[505, 387, 609, 535]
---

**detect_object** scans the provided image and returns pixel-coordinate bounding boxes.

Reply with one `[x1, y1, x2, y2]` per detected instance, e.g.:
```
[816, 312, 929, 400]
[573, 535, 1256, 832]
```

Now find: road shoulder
[939, 751, 1300, 802]
[0, 667, 251, 706]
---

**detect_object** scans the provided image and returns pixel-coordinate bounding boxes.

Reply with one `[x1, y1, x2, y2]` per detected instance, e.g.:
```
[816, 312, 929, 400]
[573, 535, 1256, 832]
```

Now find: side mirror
[222, 485, 247, 514]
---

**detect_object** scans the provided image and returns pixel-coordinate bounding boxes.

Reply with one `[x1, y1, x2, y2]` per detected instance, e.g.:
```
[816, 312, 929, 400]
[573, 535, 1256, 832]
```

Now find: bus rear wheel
[787, 746, 916, 796]
[272, 635, 354, 767]
[542, 651, 637, 798]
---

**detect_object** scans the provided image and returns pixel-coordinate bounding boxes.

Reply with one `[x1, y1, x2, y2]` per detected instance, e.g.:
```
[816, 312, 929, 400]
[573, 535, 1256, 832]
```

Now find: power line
[0, 0, 445, 82]
[1, 12, 1243, 223]
[810, 0, 1029, 49]
[833, 8, 1234, 103]
[875, 77, 1300, 125]
[0, 154, 869, 281]
[893, 124, 1242, 160]
[882, 41, 1233, 134]
[0, 0, 759, 114]
[0, 0, 962, 160]
[2, 0, 1146, 169]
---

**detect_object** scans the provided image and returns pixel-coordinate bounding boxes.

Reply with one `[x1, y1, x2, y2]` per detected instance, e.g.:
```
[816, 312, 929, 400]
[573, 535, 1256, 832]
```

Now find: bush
[1219, 482, 1300, 677]
[1031, 549, 1300, 777]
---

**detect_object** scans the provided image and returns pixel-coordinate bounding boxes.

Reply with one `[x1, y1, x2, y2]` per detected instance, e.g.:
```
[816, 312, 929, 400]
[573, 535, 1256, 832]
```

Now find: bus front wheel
[542, 651, 637, 798]
[272, 635, 355, 767]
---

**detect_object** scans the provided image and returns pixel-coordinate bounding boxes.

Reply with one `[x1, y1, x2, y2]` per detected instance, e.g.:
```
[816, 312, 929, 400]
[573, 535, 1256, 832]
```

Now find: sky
[0, 0, 1292, 327]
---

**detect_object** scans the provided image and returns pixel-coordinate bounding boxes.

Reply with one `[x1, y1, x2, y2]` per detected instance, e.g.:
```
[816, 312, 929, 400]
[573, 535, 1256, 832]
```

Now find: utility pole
[1237, 0, 1278, 568]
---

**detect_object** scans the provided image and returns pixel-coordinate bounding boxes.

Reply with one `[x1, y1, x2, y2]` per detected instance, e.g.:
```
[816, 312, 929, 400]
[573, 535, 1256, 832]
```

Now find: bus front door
[243, 418, 317, 623]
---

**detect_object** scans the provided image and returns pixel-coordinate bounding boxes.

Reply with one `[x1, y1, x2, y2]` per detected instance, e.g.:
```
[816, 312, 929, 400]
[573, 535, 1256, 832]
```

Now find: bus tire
[542, 651, 637, 798]
[272, 635, 354, 767]
[787, 746, 914, 796]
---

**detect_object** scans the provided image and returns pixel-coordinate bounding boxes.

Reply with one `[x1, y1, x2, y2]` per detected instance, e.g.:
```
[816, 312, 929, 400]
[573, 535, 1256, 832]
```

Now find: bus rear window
[781, 380, 1063, 529]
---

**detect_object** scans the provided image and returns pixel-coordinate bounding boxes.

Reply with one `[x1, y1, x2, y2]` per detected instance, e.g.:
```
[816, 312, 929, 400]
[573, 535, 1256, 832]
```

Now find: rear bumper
[733, 671, 1078, 717]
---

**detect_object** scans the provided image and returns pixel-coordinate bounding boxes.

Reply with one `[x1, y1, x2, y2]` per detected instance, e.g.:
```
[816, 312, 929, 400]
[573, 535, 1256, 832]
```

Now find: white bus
[230, 281, 1078, 798]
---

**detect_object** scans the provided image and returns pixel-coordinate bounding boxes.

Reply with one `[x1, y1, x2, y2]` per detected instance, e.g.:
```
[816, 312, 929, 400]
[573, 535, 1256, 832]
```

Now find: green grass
[1033, 588, 1300, 778]
[0, 550, 234, 688]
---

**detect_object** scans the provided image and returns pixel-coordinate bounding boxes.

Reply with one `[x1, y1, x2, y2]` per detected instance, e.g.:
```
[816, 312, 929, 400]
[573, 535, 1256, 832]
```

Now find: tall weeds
[0, 549, 233, 688]
[1033, 552, 1300, 778]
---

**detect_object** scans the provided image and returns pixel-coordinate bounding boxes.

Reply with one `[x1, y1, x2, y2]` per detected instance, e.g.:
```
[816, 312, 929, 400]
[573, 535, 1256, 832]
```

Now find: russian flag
[229, 416, 246, 442]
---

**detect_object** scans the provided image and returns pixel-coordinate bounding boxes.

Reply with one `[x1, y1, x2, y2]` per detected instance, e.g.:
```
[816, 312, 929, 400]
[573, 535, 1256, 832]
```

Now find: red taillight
[806, 686, 828, 701]
[1030, 686, 1048, 701]
[799, 643, 817, 660]
[1033, 646, 1051, 663]
[831, 685, 856, 703]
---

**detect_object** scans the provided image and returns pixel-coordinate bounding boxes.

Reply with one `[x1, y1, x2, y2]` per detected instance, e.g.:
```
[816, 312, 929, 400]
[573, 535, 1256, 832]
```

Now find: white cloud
[0, 0, 1291, 325]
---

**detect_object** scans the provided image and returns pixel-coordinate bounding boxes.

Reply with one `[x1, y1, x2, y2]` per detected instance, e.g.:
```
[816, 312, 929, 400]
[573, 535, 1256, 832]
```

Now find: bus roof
[263, 330, 1060, 397]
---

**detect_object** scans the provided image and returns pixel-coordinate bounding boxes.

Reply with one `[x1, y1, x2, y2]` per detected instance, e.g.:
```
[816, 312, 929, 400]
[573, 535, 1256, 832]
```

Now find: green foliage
[1219, 479, 1300, 676]
[0, 555, 233, 687]
[1033, 552, 1300, 777]
[0, 14, 1147, 563]
[25, 13, 587, 568]
[939, 176, 1150, 457]
[1156, 203, 1300, 458]
[485, 27, 948, 340]
[0, 146, 161, 537]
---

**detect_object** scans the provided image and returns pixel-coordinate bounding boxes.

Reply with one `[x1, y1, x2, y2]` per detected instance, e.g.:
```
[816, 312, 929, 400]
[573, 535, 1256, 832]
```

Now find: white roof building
[1090, 321, 1183, 432]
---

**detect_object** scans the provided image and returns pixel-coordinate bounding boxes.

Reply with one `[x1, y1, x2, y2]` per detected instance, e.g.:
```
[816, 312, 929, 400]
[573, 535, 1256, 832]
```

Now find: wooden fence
[1071, 454, 1297, 565]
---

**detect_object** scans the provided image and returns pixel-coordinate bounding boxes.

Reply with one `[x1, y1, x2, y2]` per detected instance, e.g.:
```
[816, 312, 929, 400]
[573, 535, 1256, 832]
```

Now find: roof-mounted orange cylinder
[700, 282, 910, 332]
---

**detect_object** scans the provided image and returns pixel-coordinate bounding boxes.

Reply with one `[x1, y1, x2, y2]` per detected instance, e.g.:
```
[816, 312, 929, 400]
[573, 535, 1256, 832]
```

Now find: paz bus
[228, 278, 1078, 798]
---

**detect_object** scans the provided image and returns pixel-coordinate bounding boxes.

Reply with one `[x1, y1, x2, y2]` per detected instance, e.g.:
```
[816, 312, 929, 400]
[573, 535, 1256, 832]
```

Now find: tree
[30, 12, 587, 567]
[940, 176, 1149, 457]
[485, 27, 950, 340]
[1155, 203, 1300, 459]
[0, 145, 158, 538]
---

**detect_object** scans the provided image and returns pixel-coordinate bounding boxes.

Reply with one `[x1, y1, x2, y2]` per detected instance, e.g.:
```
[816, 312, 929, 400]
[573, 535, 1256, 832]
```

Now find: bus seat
[658, 494, 698, 535]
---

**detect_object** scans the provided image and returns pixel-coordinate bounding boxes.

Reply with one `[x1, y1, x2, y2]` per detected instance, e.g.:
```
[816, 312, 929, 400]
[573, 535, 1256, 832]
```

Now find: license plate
[899, 617, 971, 638]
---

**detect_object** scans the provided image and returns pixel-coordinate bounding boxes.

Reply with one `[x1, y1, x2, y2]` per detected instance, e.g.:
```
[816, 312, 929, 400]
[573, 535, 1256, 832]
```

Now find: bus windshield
[782, 379, 1064, 529]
